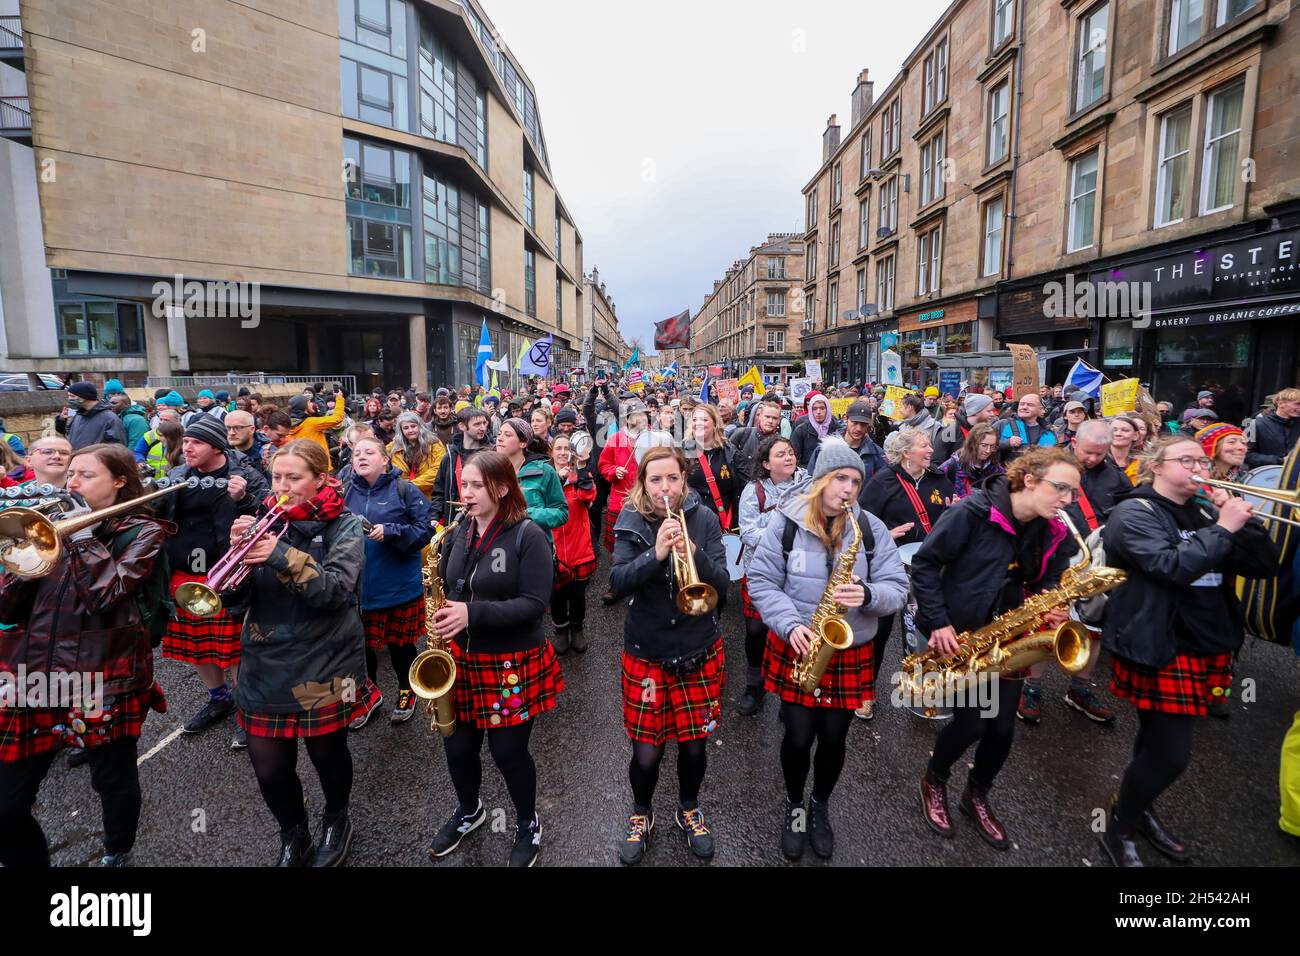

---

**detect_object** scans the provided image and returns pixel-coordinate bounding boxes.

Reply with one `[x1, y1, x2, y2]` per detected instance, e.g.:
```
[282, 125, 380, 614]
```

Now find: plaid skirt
[163, 570, 242, 668]
[0, 682, 166, 763]
[557, 557, 598, 587]
[1110, 652, 1234, 717]
[602, 508, 618, 555]
[763, 630, 876, 710]
[621, 639, 725, 746]
[363, 596, 425, 650]
[450, 641, 564, 730]
[740, 577, 762, 622]
[238, 677, 382, 739]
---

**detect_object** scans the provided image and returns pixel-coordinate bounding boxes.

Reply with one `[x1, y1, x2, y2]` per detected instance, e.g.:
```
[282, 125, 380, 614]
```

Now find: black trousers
[928, 678, 1023, 790]
[443, 719, 537, 825]
[247, 730, 353, 831]
[780, 703, 855, 804]
[1114, 710, 1195, 834]
[551, 580, 590, 630]
[0, 739, 142, 866]
[744, 617, 767, 689]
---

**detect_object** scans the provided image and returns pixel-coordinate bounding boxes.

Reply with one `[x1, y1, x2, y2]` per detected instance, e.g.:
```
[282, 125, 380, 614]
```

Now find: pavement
[31, 549, 1300, 868]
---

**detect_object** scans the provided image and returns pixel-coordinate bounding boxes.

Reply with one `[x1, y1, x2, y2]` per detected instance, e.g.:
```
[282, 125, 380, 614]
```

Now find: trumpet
[0, 482, 191, 578]
[1198, 477, 1300, 530]
[174, 496, 291, 617]
[663, 493, 717, 616]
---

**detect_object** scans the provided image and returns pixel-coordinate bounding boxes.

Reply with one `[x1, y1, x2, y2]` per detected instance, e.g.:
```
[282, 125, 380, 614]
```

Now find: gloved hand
[56, 498, 99, 543]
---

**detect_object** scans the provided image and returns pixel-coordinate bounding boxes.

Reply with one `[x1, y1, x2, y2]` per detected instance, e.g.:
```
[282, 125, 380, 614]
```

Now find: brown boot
[960, 780, 1010, 850]
[571, 626, 588, 654]
[552, 625, 571, 655]
[920, 770, 954, 838]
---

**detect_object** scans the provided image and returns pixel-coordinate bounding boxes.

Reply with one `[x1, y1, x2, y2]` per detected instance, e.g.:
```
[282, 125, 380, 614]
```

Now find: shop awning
[926, 348, 1089, 370]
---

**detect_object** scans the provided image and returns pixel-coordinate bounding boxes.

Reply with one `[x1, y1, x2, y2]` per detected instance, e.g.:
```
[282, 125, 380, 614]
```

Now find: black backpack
[780, 510, 876, 568]
[108, 521, 173, 648]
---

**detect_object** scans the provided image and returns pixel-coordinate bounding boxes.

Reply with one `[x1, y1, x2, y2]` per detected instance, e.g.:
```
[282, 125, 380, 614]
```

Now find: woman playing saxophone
[746, 438, 907, 861]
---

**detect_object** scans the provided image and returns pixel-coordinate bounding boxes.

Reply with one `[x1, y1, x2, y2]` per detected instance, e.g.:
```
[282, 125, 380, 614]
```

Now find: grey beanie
[964, 394, 994, 417]
[812, 436, 865, 481]
[183, 414, 228, 451]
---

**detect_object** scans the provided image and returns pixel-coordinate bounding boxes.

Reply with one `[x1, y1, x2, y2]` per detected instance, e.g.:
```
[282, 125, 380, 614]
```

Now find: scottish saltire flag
[1064, 358, 1105, 398]
[475, 319, 493, 387]
[699, 375, 710, 402]
[663, 361, 678, 378]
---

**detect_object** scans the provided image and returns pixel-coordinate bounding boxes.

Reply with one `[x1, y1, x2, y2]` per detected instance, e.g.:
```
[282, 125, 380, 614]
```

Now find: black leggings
[744, 617, 768, 688]
[1114, 710, 1194, 833]
[366, 644, 418, 692]
[629, 739, 708, 811]
[780, 703, 855, 804]
[0, 738, 141, 866]
[442, 719, 537, 824]
[247, 730, 353, 831]
[551, 580, 590, 630]
[928, 678, 1022, 789]
[872, 614, 896, 681]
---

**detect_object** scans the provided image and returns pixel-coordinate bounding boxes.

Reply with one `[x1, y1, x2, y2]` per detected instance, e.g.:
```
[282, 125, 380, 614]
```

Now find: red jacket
[598, 430, 638, 515]
[554, 464, 597, 575]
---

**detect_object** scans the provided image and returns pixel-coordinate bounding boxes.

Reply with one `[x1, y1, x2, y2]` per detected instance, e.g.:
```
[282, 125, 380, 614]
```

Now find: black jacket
[684, 441, 745, 529]
[862, 464, 955, 547]
[1246, 411, 1300, 468]
[729, 425, 782, 483]
[931, 411, 973, 464]
[429, 431, 485, 526]
[1062, 457, 1131, 532]
[609, 490, 730, 662]
[1101, 484, 1279, 667]
[790, 416, 838, 467]
[156, 450, 269, 575]
[912, 477, 1077, 637]
[60, 400, 128, 450]
[438, 516, 553, 654]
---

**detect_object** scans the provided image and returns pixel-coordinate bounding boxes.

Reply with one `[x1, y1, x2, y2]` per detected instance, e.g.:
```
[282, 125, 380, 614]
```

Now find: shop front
[1092, 225, 1300, 423]
[896, 299, 979, 390]
[995, 281, 1093, 387]
[801, 316, 898, 387]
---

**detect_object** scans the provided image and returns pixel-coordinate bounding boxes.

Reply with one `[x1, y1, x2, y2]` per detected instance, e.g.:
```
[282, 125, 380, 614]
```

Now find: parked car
[0, 373, 64, 392]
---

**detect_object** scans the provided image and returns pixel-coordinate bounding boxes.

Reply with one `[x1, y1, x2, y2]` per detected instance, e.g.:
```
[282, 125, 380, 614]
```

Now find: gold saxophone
[897, 510, 1127, 711]
[792, 499, 861, 694]
[409, 509, 463, 737]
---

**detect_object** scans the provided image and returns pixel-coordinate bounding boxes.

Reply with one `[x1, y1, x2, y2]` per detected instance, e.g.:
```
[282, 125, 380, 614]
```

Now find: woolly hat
[103, 378, 126, 396]
[1195, 422, 1244, 461]
[184, 415, 228, 451]
[197, 389, 216, 401]
[555, 407, 578, 425]
[68, 381, 98, 401]
[811, 436, 865, 481]
[964, 393, 994, 417]
[159, 390, 186, 407]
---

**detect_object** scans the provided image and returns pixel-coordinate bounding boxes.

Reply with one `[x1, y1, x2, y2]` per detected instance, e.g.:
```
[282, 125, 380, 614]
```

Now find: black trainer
[312, 809, 353, 867]
[737, 686, 764, 716]
[99, 851, 132, 867]
[66, 747, 91, 768]
[781, 798, 806, 860]
[275, 823, 313, 867]
[509, 814, 542, 867]
[429, 801, 486, 858]
[676, 805, 715, 860]
[618, 810, 654, 865]
[183, 697, 235, 734]
[1099, 809, 1144, 867]
[808, 797, 834, 859]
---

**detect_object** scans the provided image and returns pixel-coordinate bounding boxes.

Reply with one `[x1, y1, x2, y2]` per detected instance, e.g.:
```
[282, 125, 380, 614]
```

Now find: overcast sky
[483, 0, 951, 352]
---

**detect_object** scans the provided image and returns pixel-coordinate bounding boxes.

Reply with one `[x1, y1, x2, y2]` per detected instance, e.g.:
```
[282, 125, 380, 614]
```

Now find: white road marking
[137, 726, 187, 766]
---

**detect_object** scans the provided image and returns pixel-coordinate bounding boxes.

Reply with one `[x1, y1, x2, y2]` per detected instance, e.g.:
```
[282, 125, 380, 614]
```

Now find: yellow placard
[1101, 378, 1140, 417]
[881, 385, 912, 422]
[738, 366, 766, 396]
[829, 398, 853, 419]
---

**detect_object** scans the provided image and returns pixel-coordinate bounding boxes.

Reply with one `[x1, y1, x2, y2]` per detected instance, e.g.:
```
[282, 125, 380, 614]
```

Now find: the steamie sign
[1091, 229, 1299, 317]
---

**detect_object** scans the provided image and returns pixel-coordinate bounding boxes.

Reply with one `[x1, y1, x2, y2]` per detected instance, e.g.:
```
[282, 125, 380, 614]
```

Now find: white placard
[803, 359, 822, 383]
[789, 377, 813, 403]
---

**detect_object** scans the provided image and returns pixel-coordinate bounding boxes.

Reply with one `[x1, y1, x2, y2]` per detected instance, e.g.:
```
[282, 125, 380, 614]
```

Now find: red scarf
[267, 478, 347, 522]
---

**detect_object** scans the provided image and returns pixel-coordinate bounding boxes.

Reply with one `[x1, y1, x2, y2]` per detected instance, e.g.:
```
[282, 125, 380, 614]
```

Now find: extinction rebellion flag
[654, 309, 691, 350]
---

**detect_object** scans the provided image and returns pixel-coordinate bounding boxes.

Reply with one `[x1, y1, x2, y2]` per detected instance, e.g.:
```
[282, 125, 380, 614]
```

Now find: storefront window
[1102, 322, 1134, 368]
[1155, 324, 1249, 367]
[943, 322, 972, 354]
[1153, 324, 1252, 425]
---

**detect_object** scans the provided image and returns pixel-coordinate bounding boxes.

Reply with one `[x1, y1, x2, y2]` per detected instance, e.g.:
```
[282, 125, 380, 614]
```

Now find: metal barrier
[146, 373, 359, 396]
[0, 97, 30, 133]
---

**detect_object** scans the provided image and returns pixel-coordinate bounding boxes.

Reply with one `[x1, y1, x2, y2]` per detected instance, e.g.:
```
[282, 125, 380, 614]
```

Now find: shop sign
[917, 309, 946, 323]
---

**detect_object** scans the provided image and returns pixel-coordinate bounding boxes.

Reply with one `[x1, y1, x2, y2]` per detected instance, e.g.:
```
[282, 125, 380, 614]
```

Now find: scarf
[268, 477, 347, 523]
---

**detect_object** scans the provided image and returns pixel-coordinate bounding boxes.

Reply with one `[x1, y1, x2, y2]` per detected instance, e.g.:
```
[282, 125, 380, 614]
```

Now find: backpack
[108, 521, 173, 648]
[780, 510, 876, 570]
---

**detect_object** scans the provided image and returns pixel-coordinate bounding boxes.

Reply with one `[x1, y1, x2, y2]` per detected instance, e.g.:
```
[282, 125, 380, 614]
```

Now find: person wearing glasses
[21, 436, 74, 490]
[224, 410, 271, 478]
[1098, 436, 1277, 867]
[912, 447, 1082, 851]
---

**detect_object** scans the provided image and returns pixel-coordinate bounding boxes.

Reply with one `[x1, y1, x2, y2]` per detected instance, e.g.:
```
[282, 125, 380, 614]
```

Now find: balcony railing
[0, 97, 30, 135]
[0, 17, 21, 51]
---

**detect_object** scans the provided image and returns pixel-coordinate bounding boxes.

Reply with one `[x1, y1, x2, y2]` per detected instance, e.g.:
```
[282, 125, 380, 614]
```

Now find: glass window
[1169, 0, 1205, 55]
[921, 132, 945, 205]
[418, 27, 458, 145]
[1155, 105, 1192, 226]
[767, 291, 785, 316]
[987, 81, 1009, 164]
[1076, 2, 1109, 111]
[478, 203, 491, 293]
[525, 250, 537, 317]
[983, 196, 1004, 277]
[358, 0, 389, 32]
[1102, 321, 1134, 367]
[858, 200, 869, 249]
[994, 0, 1014, 46]
[827, 280, 838, 326]
[475, 88, 489, 169]
[923, 40, 948, 114]
[856, 268, 867, 312]
[118, 303, 142, 353]
[1217, 0, 1256, 25]
[556, 278, 563, 325]
[876, 255, 895, 311]
[830, 221, 840, 267]
[859, 133, 872, 180]
[359, 65, 390, 107]
[832, 163, 842, 206]
[1201, 81, 1243, 214]
[1068, 150, 1099, 252]
[523, 167, 535, 228]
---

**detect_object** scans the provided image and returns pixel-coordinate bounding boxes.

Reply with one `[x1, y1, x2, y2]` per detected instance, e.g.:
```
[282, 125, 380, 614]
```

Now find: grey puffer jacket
[745, 495, 908, 648]
[737, 470, 809, 573]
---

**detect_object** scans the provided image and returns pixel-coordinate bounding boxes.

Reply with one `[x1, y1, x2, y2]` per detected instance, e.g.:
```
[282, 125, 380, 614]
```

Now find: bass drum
[722, 532, 744, 581]
[1240, 465, 1283, 511]
[897, 542, 952, 722]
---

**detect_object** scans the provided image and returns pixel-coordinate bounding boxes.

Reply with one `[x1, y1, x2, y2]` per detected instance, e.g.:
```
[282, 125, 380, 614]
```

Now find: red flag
[654, 309, 691, 350]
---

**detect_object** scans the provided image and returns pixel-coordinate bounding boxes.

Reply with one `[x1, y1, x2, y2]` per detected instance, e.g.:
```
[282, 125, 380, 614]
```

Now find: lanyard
[1076, 485, 1099, 532]
[696, 448, 731, 529]
[896, 471, 933, 535]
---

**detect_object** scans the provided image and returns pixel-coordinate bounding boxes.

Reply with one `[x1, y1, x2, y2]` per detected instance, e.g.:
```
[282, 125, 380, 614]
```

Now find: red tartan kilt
[1110, 652, 1234, 717]
[238, 678, 383, 739]
[363, 596, 425, 649]
[740, 577, 763, 622]
[620, 639, 725, 746]
[763, 630, 875, 710]
[450, 641, 564, 730]
[555, 558, 597, 588]
[602, 508, 618, 555]
[0, 682, 167, 763]
[163, 570, 242, 668]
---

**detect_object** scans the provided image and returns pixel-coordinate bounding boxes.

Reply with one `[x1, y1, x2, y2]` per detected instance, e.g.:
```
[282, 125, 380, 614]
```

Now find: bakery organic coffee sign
[1091, 229, 1299, 314]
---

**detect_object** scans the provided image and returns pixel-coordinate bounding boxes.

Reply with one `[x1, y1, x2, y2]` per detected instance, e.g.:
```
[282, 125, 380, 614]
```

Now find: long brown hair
[72, 443, 147, 507]
[463, 450, 529, 526]
[958, 423, 997, 470]
[800, 472, 850, 555]
[626, 446, 689, 519]
[158, 419, 185, 468]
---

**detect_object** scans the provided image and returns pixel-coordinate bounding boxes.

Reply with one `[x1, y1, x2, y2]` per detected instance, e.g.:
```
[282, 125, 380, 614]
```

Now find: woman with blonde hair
[388, 412, 445, 500]
[1109, 416, 1141, 485]
[686, 402, 743, 532]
